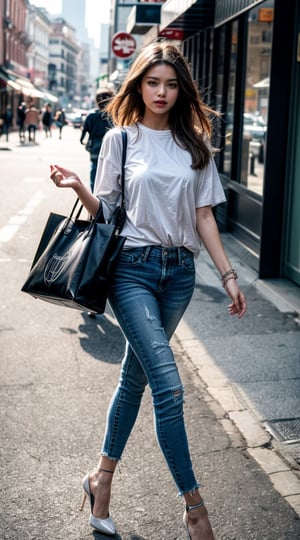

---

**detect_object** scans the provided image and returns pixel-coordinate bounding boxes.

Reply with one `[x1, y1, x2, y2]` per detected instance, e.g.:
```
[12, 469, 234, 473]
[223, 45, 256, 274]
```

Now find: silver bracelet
[221, 269, 238, 287]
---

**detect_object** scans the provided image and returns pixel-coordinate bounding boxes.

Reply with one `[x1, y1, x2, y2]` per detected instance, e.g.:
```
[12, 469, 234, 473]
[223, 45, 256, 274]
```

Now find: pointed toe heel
[81, 473, 116, 536]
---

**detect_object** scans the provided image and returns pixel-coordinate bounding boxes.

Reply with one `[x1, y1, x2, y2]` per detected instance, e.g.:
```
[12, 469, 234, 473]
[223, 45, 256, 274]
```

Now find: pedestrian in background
[80, 89, 113, 191]
[42, 103, 53, 138]
[17, 102, 26, 142]
[54, 107, 66, 139]
[1, 105, 13, 142]
[50, 41, 247, 540]
[25, 103, 40, 143]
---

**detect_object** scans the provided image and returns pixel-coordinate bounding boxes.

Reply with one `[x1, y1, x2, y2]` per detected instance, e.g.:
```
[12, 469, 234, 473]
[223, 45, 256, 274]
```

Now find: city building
[77, 41, 91, 107]
[62, 0, 88, 44]
[0, 0, 48, 123]
[98, 22, 110, 84]
[109, 0, 136, 73]
[26, 4, 57, 103]
[48, 17, 80, 107]
[108, 0, 142, 87]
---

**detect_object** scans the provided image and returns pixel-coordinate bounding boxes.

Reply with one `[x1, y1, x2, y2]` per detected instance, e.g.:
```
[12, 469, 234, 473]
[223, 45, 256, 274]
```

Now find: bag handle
[70, 197, 83, 219]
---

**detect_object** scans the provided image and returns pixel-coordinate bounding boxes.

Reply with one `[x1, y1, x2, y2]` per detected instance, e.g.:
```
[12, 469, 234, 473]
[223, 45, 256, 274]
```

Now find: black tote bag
[21, 130, 127, 314]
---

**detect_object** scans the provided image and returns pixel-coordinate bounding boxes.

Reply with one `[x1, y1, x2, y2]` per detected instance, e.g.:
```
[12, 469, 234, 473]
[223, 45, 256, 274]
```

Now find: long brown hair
[106, 41, 217, 169]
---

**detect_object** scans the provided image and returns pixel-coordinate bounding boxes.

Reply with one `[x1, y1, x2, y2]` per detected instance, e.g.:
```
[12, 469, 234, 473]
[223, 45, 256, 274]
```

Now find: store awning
[37, 88, 58, 103]
[10, 70, 45, 98]
[0, 68, 22, 91]
[254, 77, 270, 88]
[0, 67, 45, 99]
[160, 0, 215, 38]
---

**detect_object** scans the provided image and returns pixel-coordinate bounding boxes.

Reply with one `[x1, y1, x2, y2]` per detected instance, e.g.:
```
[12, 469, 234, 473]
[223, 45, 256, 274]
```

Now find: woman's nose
[157, 84, 166, 96]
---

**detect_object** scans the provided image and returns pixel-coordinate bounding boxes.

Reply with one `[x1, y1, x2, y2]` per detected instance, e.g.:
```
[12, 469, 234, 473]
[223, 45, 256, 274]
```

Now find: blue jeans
[90, 158, 98, 192]
[102, 245, 199, 495]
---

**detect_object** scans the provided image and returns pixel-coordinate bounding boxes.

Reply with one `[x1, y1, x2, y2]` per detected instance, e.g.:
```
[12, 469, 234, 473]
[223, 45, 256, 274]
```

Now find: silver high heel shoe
[183, 500, 205, 539]
[80, 472, 116, 536]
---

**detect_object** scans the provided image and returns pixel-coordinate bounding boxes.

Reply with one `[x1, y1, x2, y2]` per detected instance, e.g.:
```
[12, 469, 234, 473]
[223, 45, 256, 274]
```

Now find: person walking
[50, 42, 247, 540]
[42, 103, 53, 138]
[17, 102, 26, 142]
[54, 107, 66, 139]
[25, 103, 40, 143]
[80, 89, 113, 192]
[1, 105, 13, 142]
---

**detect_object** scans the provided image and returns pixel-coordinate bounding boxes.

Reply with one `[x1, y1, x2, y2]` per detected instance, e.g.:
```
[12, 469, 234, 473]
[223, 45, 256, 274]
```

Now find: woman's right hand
[50, 164, 82, 190]
[50, 164, 101, 218]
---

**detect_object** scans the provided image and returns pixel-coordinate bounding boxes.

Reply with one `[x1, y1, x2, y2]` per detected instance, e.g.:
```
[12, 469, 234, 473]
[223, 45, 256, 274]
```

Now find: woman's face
[140, 63, 179, 118]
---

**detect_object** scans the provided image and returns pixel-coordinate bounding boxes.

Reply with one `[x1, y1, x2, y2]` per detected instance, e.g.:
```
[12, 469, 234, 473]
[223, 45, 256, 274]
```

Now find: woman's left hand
[224, 278, 247, 319]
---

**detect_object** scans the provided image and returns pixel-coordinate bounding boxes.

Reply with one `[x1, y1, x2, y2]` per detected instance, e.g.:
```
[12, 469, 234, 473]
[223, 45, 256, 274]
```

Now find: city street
[0, 125, 300, 539]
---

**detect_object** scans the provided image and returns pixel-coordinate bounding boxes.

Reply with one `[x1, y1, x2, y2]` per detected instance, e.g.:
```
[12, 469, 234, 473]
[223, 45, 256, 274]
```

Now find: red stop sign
[112, 32, 136, 58]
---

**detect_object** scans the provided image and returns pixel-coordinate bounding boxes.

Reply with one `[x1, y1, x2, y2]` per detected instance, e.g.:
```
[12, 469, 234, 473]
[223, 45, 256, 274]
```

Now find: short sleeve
[194, 157, 226, 208]
[93, 128, 123, 220]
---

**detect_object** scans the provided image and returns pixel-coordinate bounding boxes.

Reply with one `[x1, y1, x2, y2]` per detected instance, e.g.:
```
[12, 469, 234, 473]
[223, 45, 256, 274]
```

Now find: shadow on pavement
[78, 310, 125, 364]
[93, 531, 146, 540]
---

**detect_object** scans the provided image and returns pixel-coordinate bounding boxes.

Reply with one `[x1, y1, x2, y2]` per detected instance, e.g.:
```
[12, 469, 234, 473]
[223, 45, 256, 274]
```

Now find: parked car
[225, 112, 267, 142]
[243, 113, 267, 141]
[66, 110, 88, 129]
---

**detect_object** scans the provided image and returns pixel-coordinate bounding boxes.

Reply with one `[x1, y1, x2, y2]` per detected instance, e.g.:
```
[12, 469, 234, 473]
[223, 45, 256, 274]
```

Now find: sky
[31, 0, 110, 45]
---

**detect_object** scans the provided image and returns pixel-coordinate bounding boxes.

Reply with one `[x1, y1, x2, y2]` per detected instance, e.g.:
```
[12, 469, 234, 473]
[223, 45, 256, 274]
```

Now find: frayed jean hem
[100, 452, 120, 462]
[177, 483, 200, 497]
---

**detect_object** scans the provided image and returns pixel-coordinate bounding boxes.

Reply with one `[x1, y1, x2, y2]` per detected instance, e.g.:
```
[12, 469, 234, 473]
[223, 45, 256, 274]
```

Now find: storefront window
[215, 29, 225, 112]
[242, 2, 274, 194]
[223, 21, 238, 177]
[213, 27, 226, 164]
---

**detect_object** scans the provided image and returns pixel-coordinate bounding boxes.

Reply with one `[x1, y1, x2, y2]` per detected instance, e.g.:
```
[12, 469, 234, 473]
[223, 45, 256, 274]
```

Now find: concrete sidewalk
[176, 233, 300, 521]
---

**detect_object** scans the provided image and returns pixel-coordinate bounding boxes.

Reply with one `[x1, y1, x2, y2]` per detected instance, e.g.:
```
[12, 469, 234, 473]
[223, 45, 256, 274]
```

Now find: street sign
[158, 28, 184, 41]
[111, 32, 136, 59]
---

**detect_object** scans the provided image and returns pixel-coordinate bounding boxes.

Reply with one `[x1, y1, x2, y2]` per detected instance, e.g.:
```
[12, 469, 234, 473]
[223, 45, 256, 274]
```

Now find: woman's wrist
[73, 180, 86, 195]
[221, 268, 238, 287]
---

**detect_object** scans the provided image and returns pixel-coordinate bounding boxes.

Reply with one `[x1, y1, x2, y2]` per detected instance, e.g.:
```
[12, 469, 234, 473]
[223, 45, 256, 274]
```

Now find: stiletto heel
[79, 491, 87, 511]
[81, 473, 116, 536]
[183, 500, 205, 539]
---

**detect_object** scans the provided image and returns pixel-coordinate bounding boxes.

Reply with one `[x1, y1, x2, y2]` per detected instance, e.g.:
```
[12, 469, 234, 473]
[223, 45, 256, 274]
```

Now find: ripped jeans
[102, 245, 199, 495]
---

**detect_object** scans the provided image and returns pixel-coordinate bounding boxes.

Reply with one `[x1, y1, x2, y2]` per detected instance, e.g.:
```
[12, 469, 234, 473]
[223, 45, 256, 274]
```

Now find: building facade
[0, 0, 44, 123]
[26, 4, 51, 89]
[62, 0, 88, 44]
[48, 18, 80, 106]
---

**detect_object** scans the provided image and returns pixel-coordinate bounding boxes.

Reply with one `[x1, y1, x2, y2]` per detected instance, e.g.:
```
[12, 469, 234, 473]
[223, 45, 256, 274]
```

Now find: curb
[175, 316, 300, 519]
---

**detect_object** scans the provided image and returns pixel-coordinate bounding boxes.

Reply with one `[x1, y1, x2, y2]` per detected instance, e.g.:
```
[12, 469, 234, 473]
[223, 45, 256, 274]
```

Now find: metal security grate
[264, 418, 300, 444]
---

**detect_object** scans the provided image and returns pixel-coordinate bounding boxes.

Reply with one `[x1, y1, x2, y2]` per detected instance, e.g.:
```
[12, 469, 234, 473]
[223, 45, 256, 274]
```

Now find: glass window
[223, 21, 238, 177]
[242, 2, 274, 194]
[215, 28, 225, 113]
[213, 27, 226, 171]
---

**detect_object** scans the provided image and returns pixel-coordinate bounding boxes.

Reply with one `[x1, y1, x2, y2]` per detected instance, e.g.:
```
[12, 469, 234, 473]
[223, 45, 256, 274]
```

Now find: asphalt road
[1, 126, 300, 539]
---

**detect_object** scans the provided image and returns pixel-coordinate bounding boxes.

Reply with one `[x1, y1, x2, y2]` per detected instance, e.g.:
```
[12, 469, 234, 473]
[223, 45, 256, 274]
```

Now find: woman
[54, 107, 66, 139]
[25, 103, 40, 143]
[42, 103, 53, 138]
[50, 42, 246, 540]
[2, 104, 13, 142]
[17, 102, 26, 142]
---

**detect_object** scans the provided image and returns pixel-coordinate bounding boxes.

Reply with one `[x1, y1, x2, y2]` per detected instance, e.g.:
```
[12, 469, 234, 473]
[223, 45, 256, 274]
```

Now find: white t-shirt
[94, 123, 226, 257]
